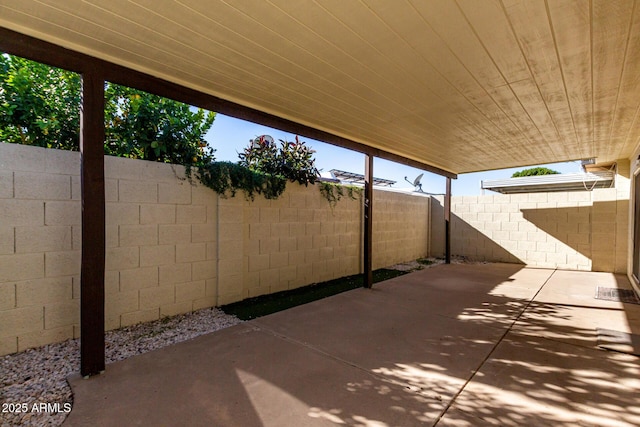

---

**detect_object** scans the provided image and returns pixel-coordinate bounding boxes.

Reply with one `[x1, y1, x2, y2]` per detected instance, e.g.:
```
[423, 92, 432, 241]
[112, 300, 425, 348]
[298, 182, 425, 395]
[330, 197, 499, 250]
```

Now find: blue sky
[205, 114, 583, 196]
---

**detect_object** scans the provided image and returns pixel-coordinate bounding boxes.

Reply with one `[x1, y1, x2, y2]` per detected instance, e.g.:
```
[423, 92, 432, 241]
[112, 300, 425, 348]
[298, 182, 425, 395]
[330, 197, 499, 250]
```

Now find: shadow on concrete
[438, 269, 640, 426]
[66, 264, 640, 426]
[360, 266, 640, 426]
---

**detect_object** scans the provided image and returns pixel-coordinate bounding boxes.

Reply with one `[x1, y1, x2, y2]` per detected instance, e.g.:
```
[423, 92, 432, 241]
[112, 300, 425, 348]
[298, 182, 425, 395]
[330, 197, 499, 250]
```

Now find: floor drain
[595, 287, 640, 304]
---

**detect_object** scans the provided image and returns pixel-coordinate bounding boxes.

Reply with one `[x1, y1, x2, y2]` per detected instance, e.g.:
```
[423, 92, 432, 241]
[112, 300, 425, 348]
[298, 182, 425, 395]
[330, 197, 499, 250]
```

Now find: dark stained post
[80, 69, 106, 377]
[363, 154, 374, 288]
[445, 177, 451, 264]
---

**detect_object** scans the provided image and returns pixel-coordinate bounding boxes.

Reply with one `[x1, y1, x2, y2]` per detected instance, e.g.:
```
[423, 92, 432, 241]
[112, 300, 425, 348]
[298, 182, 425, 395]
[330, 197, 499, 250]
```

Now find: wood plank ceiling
[1, 0, 639, 174]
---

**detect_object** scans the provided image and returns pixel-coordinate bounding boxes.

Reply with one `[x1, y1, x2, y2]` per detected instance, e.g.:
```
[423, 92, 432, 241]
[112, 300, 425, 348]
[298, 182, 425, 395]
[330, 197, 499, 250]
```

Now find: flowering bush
[278, 136, 320, 186]
[238, 135, 319, 186]
[238, 135, 280, 176]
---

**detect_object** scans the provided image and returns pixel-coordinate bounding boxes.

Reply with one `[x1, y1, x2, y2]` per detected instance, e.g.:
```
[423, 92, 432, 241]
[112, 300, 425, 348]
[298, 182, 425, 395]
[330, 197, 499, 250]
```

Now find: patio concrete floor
[64, 263, 640, 426]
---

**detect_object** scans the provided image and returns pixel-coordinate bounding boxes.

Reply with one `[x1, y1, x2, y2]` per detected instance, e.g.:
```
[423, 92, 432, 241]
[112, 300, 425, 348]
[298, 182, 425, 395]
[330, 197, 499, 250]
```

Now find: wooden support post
[364, 154, 374, 288]
[80, 70, 106, 377]
[445, 177, 451, 264]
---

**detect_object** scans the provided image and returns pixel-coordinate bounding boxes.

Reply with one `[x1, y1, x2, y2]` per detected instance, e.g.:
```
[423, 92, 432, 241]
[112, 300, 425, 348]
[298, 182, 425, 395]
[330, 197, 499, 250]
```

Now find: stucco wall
[0, 143, 431, 355]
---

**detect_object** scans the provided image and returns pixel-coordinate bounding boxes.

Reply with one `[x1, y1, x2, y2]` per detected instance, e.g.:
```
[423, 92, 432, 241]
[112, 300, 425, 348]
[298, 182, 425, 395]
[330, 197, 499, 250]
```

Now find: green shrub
[191, 161, 286, 201]
[318, 182, 362, 208]
[511, 167, 560, 178]
[239, 135, 319, 186]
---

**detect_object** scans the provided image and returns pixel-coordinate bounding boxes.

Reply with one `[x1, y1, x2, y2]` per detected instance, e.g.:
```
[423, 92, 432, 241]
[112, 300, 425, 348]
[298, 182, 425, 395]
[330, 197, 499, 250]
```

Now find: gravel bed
[388, 256, 488, 272]
[388, 258, 442, 271]
[1, 308, 242, 427]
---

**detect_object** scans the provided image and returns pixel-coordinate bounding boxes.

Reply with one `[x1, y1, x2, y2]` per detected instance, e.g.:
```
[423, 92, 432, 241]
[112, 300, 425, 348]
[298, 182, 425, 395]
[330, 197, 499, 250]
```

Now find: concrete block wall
[373, 190, 430, 269]
[214, 185, 431, 304]
[449, 192, 595, 270]
[220, 184, 363, 304]
[0, 143, 219, 355]
[215, 185, 430, 304]
[0, 144, 79, 356]
[103, 156, 219, 330]
[432, 160, 630, 273]
[0, 143, 433, 355]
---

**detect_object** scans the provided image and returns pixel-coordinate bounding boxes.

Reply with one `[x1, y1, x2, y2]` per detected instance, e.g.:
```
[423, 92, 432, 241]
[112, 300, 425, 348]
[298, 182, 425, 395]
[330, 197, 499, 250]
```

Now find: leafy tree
[0, 54, 80, 149]
[0, 54, 216, 167]
[104, 84, 215, 166]
[1, 54, 324, 201]
[238, 135, 319, 186]
[511, 167, 560, 178]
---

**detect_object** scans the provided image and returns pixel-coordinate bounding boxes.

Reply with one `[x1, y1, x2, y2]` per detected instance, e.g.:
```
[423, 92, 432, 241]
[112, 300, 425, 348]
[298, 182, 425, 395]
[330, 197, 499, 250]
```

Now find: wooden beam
[79, 69, 106, 377]
[363, 154, 374, 288]
[0, 26, 456, 179]
[445, 177, 452, 264]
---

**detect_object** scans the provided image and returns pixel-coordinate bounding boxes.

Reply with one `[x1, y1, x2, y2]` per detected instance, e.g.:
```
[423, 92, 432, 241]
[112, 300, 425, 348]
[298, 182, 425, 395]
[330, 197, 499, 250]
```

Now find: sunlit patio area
[64, 263, 640, 426]
[2, 3, 640, 426]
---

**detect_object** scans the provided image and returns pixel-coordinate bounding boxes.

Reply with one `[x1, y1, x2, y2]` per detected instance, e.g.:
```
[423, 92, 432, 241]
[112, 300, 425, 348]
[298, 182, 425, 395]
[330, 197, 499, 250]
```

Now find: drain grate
[595, 287, 640, 304]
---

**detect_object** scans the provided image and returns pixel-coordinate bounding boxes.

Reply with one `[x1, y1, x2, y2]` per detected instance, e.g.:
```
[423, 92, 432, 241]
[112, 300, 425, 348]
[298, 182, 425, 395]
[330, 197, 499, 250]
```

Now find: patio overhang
[0, 27, 454, 179]
[1, 0, 639, 175]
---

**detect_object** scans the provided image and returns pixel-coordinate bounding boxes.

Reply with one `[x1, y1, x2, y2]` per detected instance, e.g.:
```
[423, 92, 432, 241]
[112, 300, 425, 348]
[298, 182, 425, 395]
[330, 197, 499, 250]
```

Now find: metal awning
[481, 171, 615, 194]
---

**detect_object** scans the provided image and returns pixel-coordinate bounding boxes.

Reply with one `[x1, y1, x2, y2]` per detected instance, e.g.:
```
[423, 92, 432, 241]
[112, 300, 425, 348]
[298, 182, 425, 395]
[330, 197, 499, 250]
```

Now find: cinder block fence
[0, 143, 431, 355]
[430, 160, 630, 273]
[1, 142, 630, 355]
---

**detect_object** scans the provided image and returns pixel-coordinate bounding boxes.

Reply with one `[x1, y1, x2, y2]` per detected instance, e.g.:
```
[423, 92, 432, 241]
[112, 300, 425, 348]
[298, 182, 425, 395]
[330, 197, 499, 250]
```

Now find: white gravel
[388, 258, 443, 271]
[1, 308, 242, 427]
[388, 256, 488, 272]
